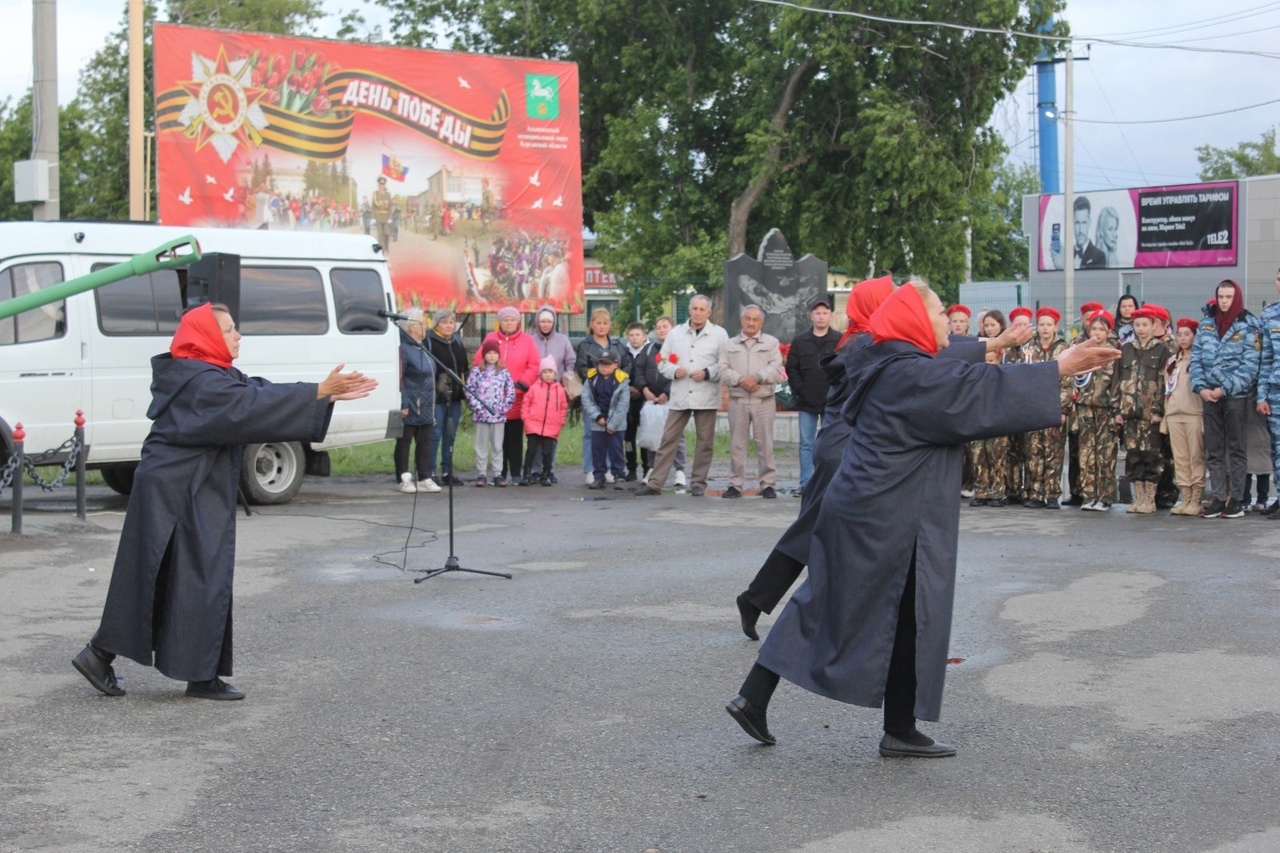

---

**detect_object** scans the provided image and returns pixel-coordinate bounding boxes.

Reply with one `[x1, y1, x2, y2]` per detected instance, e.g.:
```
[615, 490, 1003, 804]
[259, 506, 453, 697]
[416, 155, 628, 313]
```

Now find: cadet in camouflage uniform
[1071, 310, 1119, 510]
[1144, 305, 1181, 508]
[1256, 268, 1280, 519]
[1064, 302, 1106, 505]
[969, 350, 1010, 506]
[1003, 306, 1035, 504]
[1114, 307, 1169, 513]
[1022, 307, 1070, 508]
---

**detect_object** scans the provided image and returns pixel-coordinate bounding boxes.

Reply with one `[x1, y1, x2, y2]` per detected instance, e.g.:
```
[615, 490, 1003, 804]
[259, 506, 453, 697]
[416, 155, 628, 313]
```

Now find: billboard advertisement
[1037, 181, 1237, 272]
[154, 24, 584, 314]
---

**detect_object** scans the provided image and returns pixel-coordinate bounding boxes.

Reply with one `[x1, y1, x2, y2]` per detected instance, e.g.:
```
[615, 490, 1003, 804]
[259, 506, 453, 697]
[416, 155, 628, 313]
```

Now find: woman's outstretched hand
[318, 364, 380, 400]
[1056, 337, 1121, 377]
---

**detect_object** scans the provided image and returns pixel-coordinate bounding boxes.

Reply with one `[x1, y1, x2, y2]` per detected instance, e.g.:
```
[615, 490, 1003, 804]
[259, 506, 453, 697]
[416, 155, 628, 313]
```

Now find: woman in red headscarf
[735, 278, 1030, 640]
[728, 279, 1119, 758]
[73, 303, 376, 702]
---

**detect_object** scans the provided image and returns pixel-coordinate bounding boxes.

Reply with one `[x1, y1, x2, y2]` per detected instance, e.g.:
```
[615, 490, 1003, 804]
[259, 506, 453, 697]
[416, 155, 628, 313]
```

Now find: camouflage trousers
[1076, 410, 1118, 503]
[1024, 424, 1065, 502]
[1005, 433, 1028, 501]
[971, 435, 1009, 500]
[1123, 419, 1165, 483]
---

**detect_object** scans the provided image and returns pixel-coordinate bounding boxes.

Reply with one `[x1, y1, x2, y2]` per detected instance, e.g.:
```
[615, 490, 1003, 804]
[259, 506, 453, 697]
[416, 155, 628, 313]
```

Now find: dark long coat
[774, 335, 987, 564]
[95, 355, 333, 682]
[757, 340, 1063, 721]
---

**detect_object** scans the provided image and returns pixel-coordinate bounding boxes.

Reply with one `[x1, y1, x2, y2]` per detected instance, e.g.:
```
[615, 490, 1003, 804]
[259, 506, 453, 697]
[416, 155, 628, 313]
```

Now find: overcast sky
[2, 0, 1278, 193]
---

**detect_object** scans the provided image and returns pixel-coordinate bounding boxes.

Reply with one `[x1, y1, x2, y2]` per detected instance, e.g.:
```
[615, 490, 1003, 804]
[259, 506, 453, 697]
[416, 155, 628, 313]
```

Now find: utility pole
[129, 0, 145, 220]
[32, 0, 59, 220]
[1062, 48, 1075, 323]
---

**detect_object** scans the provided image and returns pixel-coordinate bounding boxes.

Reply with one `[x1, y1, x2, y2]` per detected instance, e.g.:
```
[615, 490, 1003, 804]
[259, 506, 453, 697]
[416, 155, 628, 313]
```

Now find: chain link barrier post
[74, 411, 86, 521]
[10, 423, 24, 535]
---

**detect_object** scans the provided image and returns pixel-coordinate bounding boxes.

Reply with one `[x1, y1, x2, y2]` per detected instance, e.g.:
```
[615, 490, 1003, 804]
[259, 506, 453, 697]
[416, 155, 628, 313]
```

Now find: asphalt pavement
[2, 464, 1280, 852]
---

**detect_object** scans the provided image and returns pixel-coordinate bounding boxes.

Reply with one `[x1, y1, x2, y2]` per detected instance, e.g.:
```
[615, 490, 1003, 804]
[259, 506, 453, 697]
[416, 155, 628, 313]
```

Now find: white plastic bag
[637, 401, 669, 451]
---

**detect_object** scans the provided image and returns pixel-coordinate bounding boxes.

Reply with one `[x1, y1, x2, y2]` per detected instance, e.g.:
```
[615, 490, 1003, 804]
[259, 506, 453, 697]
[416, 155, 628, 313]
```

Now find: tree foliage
[382, 0, 1062, 300]
[1197, 127, 1280, 181]
[0, 94, 93, 221]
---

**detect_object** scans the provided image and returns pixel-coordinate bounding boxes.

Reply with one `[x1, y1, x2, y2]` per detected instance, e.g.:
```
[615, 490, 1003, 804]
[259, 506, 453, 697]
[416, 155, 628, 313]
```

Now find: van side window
[0, 262, 64, 345]
[92, 265, 183, 335]
[239, 267, 327, 335]
[331, 268, 388, 334]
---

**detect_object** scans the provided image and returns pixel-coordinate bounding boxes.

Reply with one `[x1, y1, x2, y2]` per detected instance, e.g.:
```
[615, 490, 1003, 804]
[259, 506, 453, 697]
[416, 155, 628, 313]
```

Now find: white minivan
[0, 222, 402, 504]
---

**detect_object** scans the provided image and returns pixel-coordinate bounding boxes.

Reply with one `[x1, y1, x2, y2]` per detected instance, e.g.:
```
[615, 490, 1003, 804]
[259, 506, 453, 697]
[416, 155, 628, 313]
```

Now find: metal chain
[19, 434, 83, 491]
[0, 452, 21, 495]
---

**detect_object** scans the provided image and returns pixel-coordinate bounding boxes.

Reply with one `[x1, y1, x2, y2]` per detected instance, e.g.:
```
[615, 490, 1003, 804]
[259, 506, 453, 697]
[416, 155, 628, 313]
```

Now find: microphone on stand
[378, 308, 413, 322]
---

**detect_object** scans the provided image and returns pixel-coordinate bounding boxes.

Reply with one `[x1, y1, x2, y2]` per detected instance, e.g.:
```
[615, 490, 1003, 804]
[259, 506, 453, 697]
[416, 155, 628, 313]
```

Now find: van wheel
[241, 441, 305, 505]
[100, 464, 137, 496]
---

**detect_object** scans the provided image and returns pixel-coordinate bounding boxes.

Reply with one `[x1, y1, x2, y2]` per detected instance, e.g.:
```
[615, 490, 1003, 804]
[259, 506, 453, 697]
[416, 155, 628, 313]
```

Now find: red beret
[1177, 317, 1198, 332]
[1144, 303, 1170, 323]
[946, 304, 971, 318]
[1080, 301, 1104, 314]
[1131, 307, 1158, 321]
[1088, 310, 1114, 328]
[1036, 306, 1061, 323]
[1009, 306, 1033, 321]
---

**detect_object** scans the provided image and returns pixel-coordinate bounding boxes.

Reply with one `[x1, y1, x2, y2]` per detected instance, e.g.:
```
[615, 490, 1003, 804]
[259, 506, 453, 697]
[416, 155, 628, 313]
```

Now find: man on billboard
[1050, 196, 1107, 270]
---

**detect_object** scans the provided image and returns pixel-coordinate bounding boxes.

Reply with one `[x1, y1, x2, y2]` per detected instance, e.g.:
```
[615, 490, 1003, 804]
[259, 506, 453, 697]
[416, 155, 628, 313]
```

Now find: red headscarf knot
[869, 284, 939, 356]
[170, 303, 233, 368]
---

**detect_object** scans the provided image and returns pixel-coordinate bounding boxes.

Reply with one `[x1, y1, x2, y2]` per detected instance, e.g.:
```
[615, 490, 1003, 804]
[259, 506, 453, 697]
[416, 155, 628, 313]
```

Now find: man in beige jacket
[720, 304, 785, 498]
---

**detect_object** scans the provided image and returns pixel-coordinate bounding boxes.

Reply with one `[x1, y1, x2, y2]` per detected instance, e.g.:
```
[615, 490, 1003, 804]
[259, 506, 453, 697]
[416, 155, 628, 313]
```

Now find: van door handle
[83, 342, 88, 360]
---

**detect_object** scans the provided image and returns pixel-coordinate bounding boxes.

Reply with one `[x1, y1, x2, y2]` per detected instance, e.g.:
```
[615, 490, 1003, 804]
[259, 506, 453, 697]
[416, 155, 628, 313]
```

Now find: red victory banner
[154, 24, 584, 314]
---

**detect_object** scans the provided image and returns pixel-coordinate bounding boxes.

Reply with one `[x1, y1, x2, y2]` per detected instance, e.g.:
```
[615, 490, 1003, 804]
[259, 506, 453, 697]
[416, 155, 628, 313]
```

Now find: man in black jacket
[786, 297, 839, 495]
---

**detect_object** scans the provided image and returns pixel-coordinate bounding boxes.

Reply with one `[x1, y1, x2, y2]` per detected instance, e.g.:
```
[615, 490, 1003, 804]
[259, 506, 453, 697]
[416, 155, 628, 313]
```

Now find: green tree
[385, 0, 1063, 302]
[970, 160, 1040, 283]
[1197, 128, 1280, 180]
[166, 0, 323, 34]
[0, 94, 94, 221]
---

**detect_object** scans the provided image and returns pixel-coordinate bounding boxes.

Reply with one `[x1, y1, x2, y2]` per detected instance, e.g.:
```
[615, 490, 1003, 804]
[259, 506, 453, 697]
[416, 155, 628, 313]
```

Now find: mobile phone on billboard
[1051, 223, 1061, 255]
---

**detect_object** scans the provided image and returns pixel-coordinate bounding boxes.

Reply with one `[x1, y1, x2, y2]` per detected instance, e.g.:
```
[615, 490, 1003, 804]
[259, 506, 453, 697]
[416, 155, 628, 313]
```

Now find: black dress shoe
[761, 486, 776, 499]
[969, 497, 988, 507]
[690, 486, 705, 497]
[1022, 498, 1046, 509]
[726, 695, 776, 745]
[72, 644, 125, 697]
[878, 731, 956, 758]
[735, 593, 761, 641]
[634, 484, 661, 496]
[185, 678, 246, 700]
[1062, 495, 1084, 506]
[722, 486, 742, 499]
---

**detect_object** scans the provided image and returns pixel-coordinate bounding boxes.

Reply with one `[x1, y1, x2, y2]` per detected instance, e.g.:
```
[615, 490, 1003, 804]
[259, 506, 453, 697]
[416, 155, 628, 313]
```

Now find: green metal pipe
[0, 235, 202, 321]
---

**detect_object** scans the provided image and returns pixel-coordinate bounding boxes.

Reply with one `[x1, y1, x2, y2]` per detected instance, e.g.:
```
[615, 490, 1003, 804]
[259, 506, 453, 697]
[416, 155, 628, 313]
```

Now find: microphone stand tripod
[401, 327, 511, 583]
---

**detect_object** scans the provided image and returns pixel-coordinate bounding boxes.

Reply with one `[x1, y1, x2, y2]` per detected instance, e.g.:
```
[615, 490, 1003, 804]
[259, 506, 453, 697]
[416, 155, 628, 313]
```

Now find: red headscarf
[1213, 279, 1244, 338]
[170, 303, 233, 368]
[838, 275, 895, 349]
[869, 283, 939, 356]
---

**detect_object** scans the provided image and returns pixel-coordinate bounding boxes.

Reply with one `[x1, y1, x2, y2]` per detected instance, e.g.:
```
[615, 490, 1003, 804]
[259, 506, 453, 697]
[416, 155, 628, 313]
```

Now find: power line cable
[1085, 61, 1148, 184]
[1071, 95, 1280, 124]
[1091, 2, 1280, 40]
[749, 0, 1280, 60]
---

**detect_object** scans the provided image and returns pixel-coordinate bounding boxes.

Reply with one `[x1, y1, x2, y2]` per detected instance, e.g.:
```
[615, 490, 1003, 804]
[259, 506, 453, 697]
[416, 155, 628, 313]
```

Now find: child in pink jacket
[520, 357, 569, 486]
